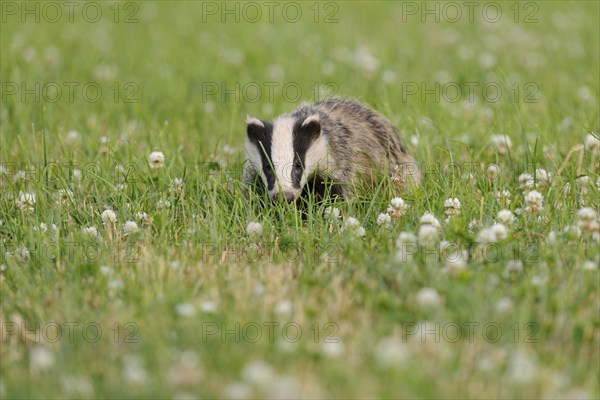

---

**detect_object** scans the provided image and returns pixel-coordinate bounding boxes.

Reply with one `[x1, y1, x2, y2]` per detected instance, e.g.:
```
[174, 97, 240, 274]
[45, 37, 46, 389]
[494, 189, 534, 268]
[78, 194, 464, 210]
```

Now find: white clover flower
[468, 219, 482, 234]
[518, 173, 535, 191]
[241, 360, 274, 385]
[418, 224, 439, 246]
[354, 45, 380, 75]
[419, 212, 441, 229]
[13, 170, 26, 183]
[148, 151, 165, 171]
[503, 260, 524, 278]
[495, 190, 512, 206]
[490, 134, 512, 155]
[321, 341, 345, 358]
[395, 231, 417, 261]
[496, 209, 515, 226]
[101, 209, 117, 225]
[530, 275, 544, 286]
[246, 221, 263, 236]
[15, 246, 30, 261]
[535, 168, 552, 188]
[477, 228, 497, 244]
[441, 250, 468, 276]
[30, 346, 55, 370]
[15, 191, 36, 213]
[490, 223, 509, 241]
[345, 217, 360, 228]
[82, 227, 99, 238]
[273, 300, 292, 317]
[343, 217, 366, 237]
[396, 231, 417, 248]
[487, 164, 501, 180]
[374, 336, 410, 366]
[123, 220, 139, 234]
[200, 300, 218, 313]
[576, 207, 599, 236]
[462, 172, 476, 184]
[99, 265, 112, 275]
[495, 298, 513, 313]
[545, 231, 557, 244]
[169, 178, 184, 197]
[577, 207, 597, 223]
[476, 223, 508, 244]
[576, 175, 589, 186]
[324, 206, 341, 219]
[175, 303, 196, 317]
[439, 240, 452, 253]
[524, 190, 544, 214]
[387, 197, 408, 218]
[377, 212, 391, 226]
[64, 130, 82, 148]
[582, 260, 597, 271]
[443, 198, 461, 217]
[563, 225, 582, 239]
[157, 199, 171, 209]
[508, 349, 538, 383]
[222, 145, 236, 156]
[122, 355, 149, 385]
[415, 287, 442, 308]
[61, 376, 94, 398]
[108, 279, 124, 291]
[584, 133, 600, 154]
[223, 382, 252, 399]
[135, 212, 149, 224]
[542, 145, 555, 160]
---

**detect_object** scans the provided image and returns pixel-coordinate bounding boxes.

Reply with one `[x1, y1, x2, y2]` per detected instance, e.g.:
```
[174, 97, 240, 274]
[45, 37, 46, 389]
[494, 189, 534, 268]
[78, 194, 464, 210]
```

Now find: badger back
[314, 99, 416, 183]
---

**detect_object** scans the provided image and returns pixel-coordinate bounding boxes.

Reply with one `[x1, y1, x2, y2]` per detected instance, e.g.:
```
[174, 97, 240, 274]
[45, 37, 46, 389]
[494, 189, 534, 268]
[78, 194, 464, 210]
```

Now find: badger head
[245, 114, 329, 202]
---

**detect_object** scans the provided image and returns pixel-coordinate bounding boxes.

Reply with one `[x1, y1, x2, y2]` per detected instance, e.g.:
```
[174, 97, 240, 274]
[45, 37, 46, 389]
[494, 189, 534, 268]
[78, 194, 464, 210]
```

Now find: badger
[243, 98, 420, 202]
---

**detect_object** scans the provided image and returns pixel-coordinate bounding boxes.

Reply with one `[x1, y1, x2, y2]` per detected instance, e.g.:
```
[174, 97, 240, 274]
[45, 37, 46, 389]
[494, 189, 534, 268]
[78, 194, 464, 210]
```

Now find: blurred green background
[1, 1, 599, 399]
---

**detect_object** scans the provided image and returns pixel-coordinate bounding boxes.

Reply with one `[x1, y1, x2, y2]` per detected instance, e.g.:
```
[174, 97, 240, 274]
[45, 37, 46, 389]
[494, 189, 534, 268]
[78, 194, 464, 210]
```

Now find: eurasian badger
[243, 98, 419, 202]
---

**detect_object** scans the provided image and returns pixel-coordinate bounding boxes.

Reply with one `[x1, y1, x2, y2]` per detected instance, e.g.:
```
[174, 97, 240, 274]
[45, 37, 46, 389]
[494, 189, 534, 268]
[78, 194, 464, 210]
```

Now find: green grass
[1, 1, 599, 398]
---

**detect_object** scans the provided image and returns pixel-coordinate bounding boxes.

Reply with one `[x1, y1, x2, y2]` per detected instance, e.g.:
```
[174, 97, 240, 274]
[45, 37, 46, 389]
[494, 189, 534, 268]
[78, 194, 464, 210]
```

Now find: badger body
[243, 98, 419, 202]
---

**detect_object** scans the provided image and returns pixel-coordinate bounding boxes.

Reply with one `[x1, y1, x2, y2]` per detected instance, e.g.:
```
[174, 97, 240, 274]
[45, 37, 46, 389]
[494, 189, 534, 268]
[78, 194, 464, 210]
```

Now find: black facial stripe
[291, 118, 321, 189]
[247, 121, 275, 190]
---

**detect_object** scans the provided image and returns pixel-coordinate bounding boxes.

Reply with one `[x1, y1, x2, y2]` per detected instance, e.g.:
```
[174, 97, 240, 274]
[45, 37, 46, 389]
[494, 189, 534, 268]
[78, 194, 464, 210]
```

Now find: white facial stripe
[270, 116, 296, 194]
[301, 135, 331, 187]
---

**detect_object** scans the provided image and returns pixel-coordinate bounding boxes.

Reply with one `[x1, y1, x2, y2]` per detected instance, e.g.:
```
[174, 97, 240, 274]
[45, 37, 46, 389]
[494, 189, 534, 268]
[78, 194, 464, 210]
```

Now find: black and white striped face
[245, 114, 328, 202]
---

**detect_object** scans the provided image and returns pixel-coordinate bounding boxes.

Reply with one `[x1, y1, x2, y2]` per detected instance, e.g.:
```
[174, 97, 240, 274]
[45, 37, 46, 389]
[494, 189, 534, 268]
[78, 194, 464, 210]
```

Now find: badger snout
[270, 190, 298, 203]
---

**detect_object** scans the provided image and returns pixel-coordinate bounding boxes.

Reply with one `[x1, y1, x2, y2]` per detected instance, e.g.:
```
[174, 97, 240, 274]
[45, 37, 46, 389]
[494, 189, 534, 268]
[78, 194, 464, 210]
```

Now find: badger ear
[301, 114, 321, 136]
[246, 115, 265, 138]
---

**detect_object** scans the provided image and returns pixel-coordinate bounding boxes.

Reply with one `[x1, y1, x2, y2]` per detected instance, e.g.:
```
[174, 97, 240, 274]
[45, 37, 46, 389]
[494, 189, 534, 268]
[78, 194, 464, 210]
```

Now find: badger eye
[263, 165, 273, 176]
[294, 161, 303, 170]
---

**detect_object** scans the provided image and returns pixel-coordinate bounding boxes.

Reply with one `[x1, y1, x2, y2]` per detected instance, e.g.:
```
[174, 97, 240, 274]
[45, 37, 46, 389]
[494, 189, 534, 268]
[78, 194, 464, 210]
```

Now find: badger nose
[274, 191, 296, 203]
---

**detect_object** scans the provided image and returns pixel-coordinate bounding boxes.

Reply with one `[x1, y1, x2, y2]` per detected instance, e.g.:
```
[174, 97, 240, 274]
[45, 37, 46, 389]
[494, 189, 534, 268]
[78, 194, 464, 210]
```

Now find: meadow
[0, 1, 599, 398]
